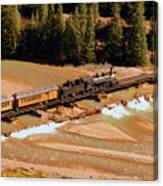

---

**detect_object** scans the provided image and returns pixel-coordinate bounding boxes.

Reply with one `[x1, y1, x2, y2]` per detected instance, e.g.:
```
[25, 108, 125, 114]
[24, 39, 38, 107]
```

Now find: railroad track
[1, 72, 156, 121]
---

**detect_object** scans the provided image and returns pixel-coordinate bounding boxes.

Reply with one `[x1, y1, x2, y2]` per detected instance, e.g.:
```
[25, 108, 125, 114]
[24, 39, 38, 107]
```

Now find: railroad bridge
[1, 72, 156, 121]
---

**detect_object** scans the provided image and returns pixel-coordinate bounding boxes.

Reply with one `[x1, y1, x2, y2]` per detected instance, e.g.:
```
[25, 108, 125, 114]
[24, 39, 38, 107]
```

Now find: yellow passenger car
[1, 96, 14, 112]
[17, 84, 58, 108]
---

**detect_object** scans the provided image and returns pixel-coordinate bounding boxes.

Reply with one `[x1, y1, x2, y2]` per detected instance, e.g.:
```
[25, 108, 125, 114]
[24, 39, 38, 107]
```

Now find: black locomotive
[60, 66, 118, 99]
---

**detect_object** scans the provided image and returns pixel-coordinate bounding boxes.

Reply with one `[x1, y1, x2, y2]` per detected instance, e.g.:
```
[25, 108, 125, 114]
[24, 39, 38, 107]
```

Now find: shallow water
[10, 122, 65, 139]
[102, 105, 130, 119]
[127, 96, 152, 111]
[101, 96, 153, 120]
[0, 135, 7, 141]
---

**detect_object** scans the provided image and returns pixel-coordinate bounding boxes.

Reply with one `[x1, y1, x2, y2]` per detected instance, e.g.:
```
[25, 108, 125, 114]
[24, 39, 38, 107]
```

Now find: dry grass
[2, 168, 47, 178]
[2, 60, 152, 96]
[1, 60, 90, 95]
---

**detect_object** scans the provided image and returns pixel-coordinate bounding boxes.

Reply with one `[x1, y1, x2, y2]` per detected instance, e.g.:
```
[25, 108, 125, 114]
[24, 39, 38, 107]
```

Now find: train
[1, 69, 118, 115]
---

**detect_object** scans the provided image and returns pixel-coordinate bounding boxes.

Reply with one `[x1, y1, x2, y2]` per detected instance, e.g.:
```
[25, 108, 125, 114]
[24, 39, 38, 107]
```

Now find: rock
[144, 94, 150, 101]
[120, 100, 128, 107]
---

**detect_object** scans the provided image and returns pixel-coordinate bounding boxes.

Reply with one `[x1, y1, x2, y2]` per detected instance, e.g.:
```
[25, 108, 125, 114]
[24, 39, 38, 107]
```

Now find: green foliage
[38, 4, 65, 62]
[72, 4, 87, 64]
[63, 16, 79, 64]
[91, 3, 100, 26]
[106, 3, 123, 65]
[77, 4, 88, 63]
[125, 2, 149, 66]
[147, 20, 157, 52]
[1, 5, 21, 58]
[78, 3, 88, 40]
[1, 3, 156, 67]
[85, 6, 96, 63]
[36, 5, 48, 22]
[48, 4, 55, 17]
[17, 23, 40, 60]
[53, 4, 65, 61]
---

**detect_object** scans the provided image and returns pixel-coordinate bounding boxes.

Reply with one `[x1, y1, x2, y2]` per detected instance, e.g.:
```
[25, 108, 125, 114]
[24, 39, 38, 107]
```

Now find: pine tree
[78, 4, 87, 62]
[78, 3, 87, 41]
[63, 16, 79, 64]
[106, 3, 123, 65]
[72, 4, 88, 64]
[73, 7, 81, 48]
[36, 4, 48, 22]
[125, 2, 149, 66]
[72, 3, 98, 64]
[48, 4, 55, 17]
[56, 4, 65, 34]
[85, 6, 96, 63]
[53, 4, 65, 61]
[38, 4, 56, 61]
[1, 5, 21, 58]
[92, 3, 100, 25]
[147, 19, 157, 52]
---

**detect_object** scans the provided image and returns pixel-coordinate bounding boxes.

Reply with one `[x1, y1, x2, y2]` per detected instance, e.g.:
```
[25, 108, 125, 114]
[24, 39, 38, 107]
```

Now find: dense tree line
[1, 2, 157, 66]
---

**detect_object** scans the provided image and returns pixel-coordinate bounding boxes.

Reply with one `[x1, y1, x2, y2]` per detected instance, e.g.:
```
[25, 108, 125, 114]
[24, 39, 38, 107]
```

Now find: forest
[1, 2, 157, 66]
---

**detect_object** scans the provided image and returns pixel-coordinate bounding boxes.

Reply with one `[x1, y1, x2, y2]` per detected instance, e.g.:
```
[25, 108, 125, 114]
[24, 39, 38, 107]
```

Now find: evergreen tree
[78, 4, 87, 62]
[72, 4, 88, 64]
[1, 5, 21, 58]
[85, 6, 96, 63]
[63, 16, 79, 64]
[53, 4, 65, 61]
[36, 4, 48, 22]
[56, 4, 65, 34]
[68, 7, 82, 64]
[18, 23, 40, 60]
[92, 3, 100, 25]
[125, 2, 149, 66]
[48, 4, 55, 18]
[35, 4, 55, 61]
[73, 6, 81, 47]
[147, 19, 157, 52]
[106, 3, 123, 65]
[78, 3, 87, 40]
